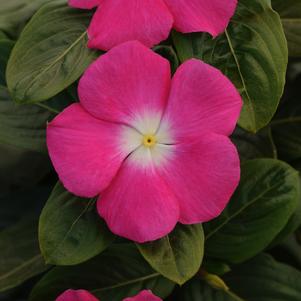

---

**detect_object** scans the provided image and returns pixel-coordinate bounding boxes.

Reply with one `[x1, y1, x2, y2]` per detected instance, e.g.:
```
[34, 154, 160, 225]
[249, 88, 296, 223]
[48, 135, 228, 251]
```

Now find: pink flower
[124, 290, 162, 301]
[56, 289, 98, 301]
[56, 289, 161, 301]
[68, 0, 238, 50]
[47, 41, 241, 243]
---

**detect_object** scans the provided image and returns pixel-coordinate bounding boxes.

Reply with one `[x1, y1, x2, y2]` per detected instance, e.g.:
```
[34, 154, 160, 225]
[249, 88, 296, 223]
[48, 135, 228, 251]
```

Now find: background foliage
[0, 0, 301, 300]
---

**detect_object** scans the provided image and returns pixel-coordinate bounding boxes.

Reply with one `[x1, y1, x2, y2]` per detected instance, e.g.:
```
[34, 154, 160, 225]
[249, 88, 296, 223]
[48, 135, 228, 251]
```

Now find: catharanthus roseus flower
[47, 41, 242, 243]
[56, 289, 161, 301]
[69, 0, 238, 50]
[56, 289, 98, 301]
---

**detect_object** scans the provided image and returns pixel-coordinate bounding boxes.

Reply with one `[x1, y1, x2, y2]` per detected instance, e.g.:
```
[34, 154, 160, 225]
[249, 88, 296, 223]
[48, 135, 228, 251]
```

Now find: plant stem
[270, 117, 301, 126]
[226, 290, 246, 301]
[36, 103, 60, 114]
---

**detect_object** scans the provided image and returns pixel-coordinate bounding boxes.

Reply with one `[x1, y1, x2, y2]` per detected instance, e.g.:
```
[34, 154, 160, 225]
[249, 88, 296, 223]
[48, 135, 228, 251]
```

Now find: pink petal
[124, 290, 162, 301]
[56, 289, 99, 301]
[164, 0, 237, 36]
[97, 150, 179, 242]
[162, 59, 242, 141]
[47, 103, 134, 198]
[157, 133, 240, 223]
[79, 41, 171, 129]
[87, 0, 173, 50]
[68, 0, 102, 9]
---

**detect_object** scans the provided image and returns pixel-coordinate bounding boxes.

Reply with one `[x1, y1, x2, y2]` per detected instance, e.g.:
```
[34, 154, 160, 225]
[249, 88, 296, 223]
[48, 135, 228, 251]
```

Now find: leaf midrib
[271, 116, 301, 126]
[224, 29, 256, 129]
[91, 273, 160, 293]
[281, 18, 301, 23]
[22, 30, 87, 98]
[42, 197, 96, 262]
[205, 179, 290, 241]
[165, 235, 182, 279]
[0, 254, 43, 283]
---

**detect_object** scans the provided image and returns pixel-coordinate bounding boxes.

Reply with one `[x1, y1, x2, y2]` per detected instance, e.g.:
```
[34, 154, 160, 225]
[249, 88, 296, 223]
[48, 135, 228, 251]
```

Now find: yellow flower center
[143, 134, 157, 148]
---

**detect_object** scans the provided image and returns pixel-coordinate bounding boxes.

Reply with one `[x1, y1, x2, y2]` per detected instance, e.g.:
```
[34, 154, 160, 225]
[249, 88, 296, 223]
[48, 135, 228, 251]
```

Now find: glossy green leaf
[6, 0, 98, 103]
[0, 37, 14, 86]
[225, 253, 301, 300]
[231, 126, 277, 161]
[273, 0, 301, 57]
[174, 278, 242, 301]
[0, 86, 53, 152]
[202, 259, 231, 276]
[0, 142, 52, 194]
[271, 175, 301, 246]
[272, 96, 301, 162]
[0, 31, 7, 40]
[29, 244, 174, 301]
[137, 224, 204, 285]
[205, 159, 300, 263]
[177, 254, 301, 300]
[0, 217, 49, 292]
[0, 0, 51, 35]
[153, 45, 179, 74]
[277, 159, 301, 241]
[275, 234, 301, 268]
[39, 182, 115, 266]
[172, 0, 288, 132]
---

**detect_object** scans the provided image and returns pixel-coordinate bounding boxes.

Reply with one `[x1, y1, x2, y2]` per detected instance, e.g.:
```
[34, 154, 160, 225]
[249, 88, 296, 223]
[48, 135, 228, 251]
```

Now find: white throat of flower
[120, 112, 174, 168]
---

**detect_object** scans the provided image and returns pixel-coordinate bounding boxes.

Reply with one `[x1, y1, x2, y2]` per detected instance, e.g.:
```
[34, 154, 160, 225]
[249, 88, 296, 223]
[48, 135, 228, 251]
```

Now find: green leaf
[177, 255, 301, 301]
[202, 259, 231, 276]
[137, 224, 204, 285]
[273, 0, 301, 57]
[172, 0, 288, 132]
[0, 216, 49, 292]
[0, 86, 53, 152]
[29, 244, 174, 301]
[272, 96, 301, 162]
[39, 182, 115, 266]
[205, 159, 300, 263]
[153, 45, 179, 74]
[271, 175, 301, 246]
[0, 140, 52, 193]
[225, 253, 301, 300]
[0, 0, 51, 35]
[6, 0, 98, 104]
[174, 278, 243, 301]
[0, 144, 52, 194]
[273, 159, 301, 244]
[275, 234, 301, 268]
[0, 31, 7, 40]
[231, 126, 277, 161]
[0, 37, 14, 86]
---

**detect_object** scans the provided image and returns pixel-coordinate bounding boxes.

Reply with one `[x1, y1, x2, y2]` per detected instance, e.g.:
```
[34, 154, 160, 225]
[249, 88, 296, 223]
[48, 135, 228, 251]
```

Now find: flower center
[143, 134, 157, 148]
